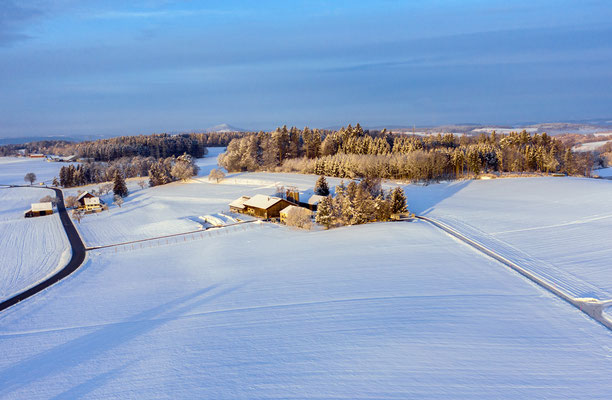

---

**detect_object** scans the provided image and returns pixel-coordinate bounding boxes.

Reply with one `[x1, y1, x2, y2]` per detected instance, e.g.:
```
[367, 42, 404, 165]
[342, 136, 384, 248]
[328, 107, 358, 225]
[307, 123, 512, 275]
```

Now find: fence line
[97, 222, 260, 254]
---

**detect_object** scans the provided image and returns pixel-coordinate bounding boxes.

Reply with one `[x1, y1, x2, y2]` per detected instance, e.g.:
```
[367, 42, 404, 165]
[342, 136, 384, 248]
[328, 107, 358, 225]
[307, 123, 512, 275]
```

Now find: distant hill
[203, 124, 248, 133]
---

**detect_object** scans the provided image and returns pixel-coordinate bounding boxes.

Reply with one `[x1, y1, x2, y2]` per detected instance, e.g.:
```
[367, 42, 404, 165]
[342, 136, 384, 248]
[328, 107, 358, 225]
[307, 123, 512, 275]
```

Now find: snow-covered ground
[572, 139, 612, 152]
[0, 187, 70, 302]
[594, 166, 612, 177]
[404, 177, 612, 300]
[1, 149, 612, 398]
[0, 157, 72, 185]
[1, 222, 611, 399]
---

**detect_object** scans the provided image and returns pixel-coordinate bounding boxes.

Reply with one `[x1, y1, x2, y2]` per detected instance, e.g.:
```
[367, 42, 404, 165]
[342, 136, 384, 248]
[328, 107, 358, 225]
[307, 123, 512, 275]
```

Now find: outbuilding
[305, 194, 326, 211]
[229, 196, 251, 213]
[242, 194, 293, 219]
[25, 202, 53, 218]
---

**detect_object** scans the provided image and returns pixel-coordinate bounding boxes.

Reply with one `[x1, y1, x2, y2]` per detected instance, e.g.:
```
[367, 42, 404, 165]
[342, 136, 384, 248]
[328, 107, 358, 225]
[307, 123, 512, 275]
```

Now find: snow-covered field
[0, 157, 72, 185]
[404, 177, 612, 300]
[1, 222, 611, 399]
[594, 166, 612, 178]
[572, 139, 612, 152]
[1, 149, 612, 398]
[0, 187, 70, 301]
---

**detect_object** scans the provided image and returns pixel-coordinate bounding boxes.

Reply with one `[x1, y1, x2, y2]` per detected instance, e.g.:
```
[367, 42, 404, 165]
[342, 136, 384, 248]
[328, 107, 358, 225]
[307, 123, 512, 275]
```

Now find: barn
[24, 202, 53, 218]
[242, 194, 293, 219]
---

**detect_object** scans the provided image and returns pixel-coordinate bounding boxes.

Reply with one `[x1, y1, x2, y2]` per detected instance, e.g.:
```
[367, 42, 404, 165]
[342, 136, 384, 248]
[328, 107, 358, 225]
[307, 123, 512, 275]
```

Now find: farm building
[241, 194, 294, 219]
[229, 196, 251, 213]
[305, 194, 326, 211]
[280, 205, 313, 224]
[24, 202, 53, 218]
[28, 154, 45, 158]
[76, 191, 104, 211]
[83, 197, 103, 211]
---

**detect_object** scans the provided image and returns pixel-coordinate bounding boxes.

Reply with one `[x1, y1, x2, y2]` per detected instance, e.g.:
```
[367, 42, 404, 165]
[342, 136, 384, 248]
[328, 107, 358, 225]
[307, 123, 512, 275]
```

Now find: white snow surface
[594, 167, 612, 177]
[2, 149, 612, 398]
[0, 222, 611, 399]
[572, 140, 612, 152]
[404, 177, 612, 300]
[0, 187, 70, 301]
[0, 157, 73, 185]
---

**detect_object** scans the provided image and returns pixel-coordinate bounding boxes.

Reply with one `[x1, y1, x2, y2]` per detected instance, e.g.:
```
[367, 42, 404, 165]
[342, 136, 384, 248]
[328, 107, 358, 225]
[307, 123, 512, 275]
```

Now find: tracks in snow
[417, 215, 612, 332]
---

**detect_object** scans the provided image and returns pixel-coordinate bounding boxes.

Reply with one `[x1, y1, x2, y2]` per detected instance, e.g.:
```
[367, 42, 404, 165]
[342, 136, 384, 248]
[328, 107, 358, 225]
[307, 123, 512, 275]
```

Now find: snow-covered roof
[229, 195, 251, 209]
[243, 194, 283, 210]
[76, 191, 94, 201]
[31, 202, 52, 212]
[307, 194, 326, 205]
[280, 205, 311, 215]
[84, 197, 101, 206]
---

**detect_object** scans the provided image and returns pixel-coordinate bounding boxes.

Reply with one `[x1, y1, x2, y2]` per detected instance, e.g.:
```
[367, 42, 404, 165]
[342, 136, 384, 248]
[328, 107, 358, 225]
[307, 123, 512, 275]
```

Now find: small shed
[306, 194, 326, 211]
[242, 194, 293, 219]
[280, 205, 312, 224]
[25, 202, 53, 218]
[229, 196, 251, 213]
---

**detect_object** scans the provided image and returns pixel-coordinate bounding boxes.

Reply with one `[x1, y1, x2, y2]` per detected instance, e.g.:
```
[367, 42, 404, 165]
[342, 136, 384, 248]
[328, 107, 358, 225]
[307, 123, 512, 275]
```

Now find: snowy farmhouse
[76, 191, 104, 212]
[24, 202, 53, 218]
[230, 194, 294, 219]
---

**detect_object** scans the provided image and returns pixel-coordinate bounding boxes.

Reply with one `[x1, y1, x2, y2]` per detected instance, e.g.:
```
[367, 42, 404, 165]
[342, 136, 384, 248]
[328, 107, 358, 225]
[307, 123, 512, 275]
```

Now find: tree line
[0, 131, 251, 160]
[58, 154, 199, 188]
[219, 124, 597, 181]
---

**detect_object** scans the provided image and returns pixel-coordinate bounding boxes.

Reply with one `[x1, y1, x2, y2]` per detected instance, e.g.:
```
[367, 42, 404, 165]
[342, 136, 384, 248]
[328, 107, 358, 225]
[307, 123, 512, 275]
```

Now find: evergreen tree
[390, 187, 407, 214]
[314, 176, 330, 196]
[113, 172, 129, 198]
[315, 196, 334, 229]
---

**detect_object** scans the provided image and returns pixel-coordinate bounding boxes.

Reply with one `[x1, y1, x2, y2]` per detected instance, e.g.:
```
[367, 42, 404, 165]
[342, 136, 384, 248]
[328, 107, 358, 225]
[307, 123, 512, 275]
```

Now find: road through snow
[0, 186, 86, 312]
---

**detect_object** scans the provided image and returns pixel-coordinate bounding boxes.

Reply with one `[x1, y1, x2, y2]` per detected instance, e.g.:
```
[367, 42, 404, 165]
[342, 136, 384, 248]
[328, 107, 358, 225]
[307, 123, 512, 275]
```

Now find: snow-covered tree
[315, 196, 334, 229]
[208, 168, 225, 183]
[285, 207, 312, 230]
[390, 187, 407, 214]
[171, 153, 199, 181]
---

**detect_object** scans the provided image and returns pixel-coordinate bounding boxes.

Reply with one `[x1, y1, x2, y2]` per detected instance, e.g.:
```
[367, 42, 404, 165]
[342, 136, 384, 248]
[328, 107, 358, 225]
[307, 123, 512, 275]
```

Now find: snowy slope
[404, 177, 612, 300]
[0, 157, 71, 185]
[0, 222, 610, 399]
[0, 187, 70, 301]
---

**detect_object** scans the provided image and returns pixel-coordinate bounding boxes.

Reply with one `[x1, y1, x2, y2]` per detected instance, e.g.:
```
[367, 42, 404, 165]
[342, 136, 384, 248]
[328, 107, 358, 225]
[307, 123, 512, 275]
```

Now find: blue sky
[1, 0, 611, 137]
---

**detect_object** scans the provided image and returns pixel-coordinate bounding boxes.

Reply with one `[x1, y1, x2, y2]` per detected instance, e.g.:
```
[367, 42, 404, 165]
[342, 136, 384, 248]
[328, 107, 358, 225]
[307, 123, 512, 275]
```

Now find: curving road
[417, 215, 612, 332]
[0, 185, 86, 313]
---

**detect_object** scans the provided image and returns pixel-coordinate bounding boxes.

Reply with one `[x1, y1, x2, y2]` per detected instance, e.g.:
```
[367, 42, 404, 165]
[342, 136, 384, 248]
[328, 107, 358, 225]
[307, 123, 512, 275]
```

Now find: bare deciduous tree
[208, 168, 225, 183]
[113, 195, 124, 208]
[64, 195, 78, 209]
[24, 172, 36, 185]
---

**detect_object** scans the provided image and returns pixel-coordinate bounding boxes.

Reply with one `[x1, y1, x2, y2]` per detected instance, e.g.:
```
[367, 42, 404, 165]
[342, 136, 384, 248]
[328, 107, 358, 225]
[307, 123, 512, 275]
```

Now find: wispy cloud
[0, 1, 43, 46]
[88, 8, 225, 20]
